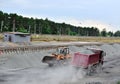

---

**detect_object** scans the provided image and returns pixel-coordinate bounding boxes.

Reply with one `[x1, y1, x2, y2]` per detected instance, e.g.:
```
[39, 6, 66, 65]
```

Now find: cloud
[20, 14, 47, 19]
[52, 18, 118, 32]
[12, 0, 31, 8]
[0, 0, 30, 9]
[79, 20, 113, 31]
[0, 0, 101, 10]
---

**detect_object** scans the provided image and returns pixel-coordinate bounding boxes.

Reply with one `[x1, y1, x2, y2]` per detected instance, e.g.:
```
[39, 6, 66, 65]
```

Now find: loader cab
[62, 48, 69, 55]
[57, 47, 69, 55]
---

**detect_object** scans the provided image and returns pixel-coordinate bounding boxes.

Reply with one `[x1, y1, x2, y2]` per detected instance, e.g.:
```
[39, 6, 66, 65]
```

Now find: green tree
[2, 10, 119, 37]
[42, 18, 52, 34]
[101, 28, 107, 37]
[108, 31, 113, 37]
[114, 31, 120, 37]
[18, 27, 27, 33]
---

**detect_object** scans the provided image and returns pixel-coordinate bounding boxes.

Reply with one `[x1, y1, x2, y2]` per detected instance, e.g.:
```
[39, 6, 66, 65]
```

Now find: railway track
[0, 42, 103, 54]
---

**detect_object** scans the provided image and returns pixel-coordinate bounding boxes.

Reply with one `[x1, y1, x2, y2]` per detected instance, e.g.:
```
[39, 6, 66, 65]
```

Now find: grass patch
[31, 34, 120, 43]
[0, 34, 120, 43]
[117, 81, 120, 84]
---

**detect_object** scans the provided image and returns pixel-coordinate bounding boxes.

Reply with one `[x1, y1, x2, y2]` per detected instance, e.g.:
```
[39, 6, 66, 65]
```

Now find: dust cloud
[0, 43, 120, 84]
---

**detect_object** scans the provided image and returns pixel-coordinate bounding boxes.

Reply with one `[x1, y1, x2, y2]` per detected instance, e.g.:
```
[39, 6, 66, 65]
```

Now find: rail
[0, 42, 103, 54]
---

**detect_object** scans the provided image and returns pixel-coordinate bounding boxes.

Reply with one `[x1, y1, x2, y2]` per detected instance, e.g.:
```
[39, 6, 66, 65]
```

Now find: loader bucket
[42, 56, 57, 66]
[42, 56, 55, 62]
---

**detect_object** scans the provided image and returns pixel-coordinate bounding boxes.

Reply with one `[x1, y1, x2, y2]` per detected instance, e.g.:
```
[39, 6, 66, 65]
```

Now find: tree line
[0, 10, 120, 37]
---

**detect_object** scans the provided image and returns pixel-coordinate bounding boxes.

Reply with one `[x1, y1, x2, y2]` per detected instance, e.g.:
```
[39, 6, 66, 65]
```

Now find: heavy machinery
[72, 48, 106, 75]
[42, 47, 71, 67]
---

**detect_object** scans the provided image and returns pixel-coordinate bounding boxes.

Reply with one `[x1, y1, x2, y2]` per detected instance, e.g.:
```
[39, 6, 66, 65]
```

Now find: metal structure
[4, 32, 31, 43]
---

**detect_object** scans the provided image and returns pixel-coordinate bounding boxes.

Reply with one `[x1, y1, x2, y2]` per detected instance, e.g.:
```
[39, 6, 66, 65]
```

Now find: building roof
[4, 32, 30, 35]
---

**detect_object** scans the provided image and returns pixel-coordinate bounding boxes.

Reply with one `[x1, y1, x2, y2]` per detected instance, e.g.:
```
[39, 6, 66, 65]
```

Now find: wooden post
[13, 18, 15, 32]
[34, 22, 36, 34]
[1, 20, 3, 32]
[29, 25, 31, 33]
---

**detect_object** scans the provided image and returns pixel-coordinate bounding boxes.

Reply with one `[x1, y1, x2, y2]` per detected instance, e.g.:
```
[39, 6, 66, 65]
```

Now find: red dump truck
[72, 48, 106, 75]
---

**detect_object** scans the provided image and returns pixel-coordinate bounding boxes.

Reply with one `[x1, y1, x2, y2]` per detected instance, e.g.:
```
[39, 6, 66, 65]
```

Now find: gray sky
[0, 0, 120, 32]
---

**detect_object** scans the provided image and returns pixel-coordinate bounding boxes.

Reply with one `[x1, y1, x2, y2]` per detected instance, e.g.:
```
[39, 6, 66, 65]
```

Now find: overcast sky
[0, 0, 120, 32]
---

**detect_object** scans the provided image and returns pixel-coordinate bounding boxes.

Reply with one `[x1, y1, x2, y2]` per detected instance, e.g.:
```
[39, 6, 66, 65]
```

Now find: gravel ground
[0, 42, 120, 84]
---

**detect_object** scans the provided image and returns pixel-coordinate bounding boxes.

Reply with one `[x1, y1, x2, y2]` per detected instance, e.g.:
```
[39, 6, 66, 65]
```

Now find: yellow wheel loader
[42, 47, 71, 67]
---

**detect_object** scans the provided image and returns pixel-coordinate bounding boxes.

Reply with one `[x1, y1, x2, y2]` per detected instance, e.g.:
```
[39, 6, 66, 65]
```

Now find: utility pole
[41, 24, 42, 34]
[34, 22, 36, 34]
[39, 24, 42, 34]
[1, 20, 3, 32]
[28, 25, 31, 33]
[13, 18, 15, 32]
[60, 27, 62, 35]
[39, 23, 41, 34]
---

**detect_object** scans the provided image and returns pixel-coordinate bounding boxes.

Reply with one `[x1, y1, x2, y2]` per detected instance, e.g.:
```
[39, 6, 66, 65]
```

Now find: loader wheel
[48, 63, 54, 67]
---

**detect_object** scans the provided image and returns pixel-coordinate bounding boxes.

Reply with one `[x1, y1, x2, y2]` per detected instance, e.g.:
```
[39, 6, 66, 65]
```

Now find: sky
[0, 0, 120, 32]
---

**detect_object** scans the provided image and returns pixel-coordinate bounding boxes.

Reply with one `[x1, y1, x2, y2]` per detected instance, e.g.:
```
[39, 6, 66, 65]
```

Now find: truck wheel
[86, 66, 93, 76]
[96, 63, 102, 73]
[87, 65, 96, 76]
